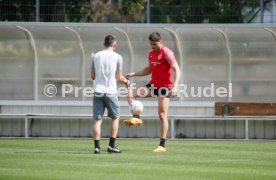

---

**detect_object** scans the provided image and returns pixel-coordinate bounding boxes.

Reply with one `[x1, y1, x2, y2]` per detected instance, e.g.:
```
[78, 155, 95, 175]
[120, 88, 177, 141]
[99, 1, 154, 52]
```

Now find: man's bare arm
[116, 69, 130, 85]
[126, 63, 151, 78]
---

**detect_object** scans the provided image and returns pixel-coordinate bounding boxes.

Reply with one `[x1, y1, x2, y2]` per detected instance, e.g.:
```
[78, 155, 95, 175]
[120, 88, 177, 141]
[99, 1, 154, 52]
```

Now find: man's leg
[92, 93, 104, 154]
[124, 86, 153, 126]
[153, 96, 170, 152]
[93, 119, 102, 154]
[110, 118, 119, 138]
[109, 118, 119, 148]
[127, 85, 152, 105]
[107, 118, 122, 153]
[105, 94, 121, 153]
[93, 119, 102, 140]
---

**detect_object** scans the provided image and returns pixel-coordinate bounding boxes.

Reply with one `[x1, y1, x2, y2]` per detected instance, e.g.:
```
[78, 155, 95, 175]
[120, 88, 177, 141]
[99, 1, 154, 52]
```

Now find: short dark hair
[149, 32, 161, 41]
[104, 35, 116, 47]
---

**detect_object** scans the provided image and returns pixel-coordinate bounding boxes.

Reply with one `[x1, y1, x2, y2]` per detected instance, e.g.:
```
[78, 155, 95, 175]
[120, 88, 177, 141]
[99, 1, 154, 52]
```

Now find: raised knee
[159, 112, 167, 121]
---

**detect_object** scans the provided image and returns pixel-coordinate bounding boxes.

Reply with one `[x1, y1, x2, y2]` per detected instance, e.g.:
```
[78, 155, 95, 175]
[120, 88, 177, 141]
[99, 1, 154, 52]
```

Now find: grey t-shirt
[91, 50, 122, 94]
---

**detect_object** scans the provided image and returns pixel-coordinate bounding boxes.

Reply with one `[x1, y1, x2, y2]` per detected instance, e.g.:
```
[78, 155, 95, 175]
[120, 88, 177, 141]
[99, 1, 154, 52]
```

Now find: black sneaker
[94, 148, 101, 154]
[107, 146, 122, 153]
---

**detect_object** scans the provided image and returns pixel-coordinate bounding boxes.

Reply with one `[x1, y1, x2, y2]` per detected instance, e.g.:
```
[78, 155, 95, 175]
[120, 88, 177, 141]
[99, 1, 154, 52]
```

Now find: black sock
[109, 137, 116, 148]
[159, 138, 166, 147]
[133, 114, 140, 119]
[94, 140, 100, 149]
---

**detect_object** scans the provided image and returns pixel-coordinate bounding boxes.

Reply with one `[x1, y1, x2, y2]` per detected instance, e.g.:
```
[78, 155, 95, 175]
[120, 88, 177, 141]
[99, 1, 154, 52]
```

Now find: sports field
[0, 139, 275, 180]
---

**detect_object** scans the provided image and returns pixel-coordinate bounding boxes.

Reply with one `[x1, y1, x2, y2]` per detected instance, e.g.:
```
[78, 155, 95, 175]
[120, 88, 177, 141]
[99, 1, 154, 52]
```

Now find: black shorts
[145, 83, 172, 97]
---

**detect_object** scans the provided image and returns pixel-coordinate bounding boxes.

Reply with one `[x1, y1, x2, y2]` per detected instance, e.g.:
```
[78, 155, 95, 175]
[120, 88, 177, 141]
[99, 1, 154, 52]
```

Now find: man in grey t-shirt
[91, 35, 129, 154]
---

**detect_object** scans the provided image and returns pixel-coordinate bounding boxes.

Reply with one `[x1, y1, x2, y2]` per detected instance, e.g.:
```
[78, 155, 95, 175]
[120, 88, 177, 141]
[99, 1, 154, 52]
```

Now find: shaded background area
[0, 23, 276, 102]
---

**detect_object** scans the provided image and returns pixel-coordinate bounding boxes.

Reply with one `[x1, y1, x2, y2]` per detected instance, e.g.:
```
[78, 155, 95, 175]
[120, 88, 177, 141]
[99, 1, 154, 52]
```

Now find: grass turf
[0, 139, 276, 180]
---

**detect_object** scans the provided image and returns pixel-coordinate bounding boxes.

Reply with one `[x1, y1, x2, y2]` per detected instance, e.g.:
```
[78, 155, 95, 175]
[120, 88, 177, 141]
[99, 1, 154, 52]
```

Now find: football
[130, 100, 143, 115]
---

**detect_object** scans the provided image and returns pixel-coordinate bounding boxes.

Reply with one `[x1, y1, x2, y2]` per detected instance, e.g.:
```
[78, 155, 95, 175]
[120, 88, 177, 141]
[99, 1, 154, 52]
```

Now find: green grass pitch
[0, 139, 276, 180]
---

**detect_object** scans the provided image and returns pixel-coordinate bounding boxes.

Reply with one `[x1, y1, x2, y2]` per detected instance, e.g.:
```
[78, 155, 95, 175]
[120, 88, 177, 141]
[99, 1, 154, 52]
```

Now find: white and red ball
[130, 101, 143, 115]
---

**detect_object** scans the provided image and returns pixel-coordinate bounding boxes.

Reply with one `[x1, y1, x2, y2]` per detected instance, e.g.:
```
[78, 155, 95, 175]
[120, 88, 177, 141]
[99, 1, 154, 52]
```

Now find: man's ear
[113, 42, 117, 49]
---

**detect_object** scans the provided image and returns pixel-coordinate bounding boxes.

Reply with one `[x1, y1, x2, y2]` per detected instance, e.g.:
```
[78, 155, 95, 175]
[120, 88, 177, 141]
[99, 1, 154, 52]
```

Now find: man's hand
[126, 72, 135, 79]
[171, 86, 178, 97]
[125, 79, 131, 87]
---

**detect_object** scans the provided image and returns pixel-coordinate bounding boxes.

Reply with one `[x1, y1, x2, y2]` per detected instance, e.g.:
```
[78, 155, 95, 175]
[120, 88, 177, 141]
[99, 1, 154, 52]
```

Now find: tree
[0, 0, 274, 23]
[0, 0, 35, 21]
[120, 0, 147, 23]
[80, 0, 121, 22]
[40, 0, 65, 22]
[150, 0, 271, 24]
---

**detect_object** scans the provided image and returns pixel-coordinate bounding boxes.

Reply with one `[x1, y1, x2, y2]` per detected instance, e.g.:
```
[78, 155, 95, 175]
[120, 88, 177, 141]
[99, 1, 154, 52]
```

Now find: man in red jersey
[124, 32, 181, 152]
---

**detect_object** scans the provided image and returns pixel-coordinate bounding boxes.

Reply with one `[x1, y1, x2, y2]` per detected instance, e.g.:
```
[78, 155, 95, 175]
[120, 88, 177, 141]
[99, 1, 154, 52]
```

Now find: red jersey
[149, 46, 176, 89]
